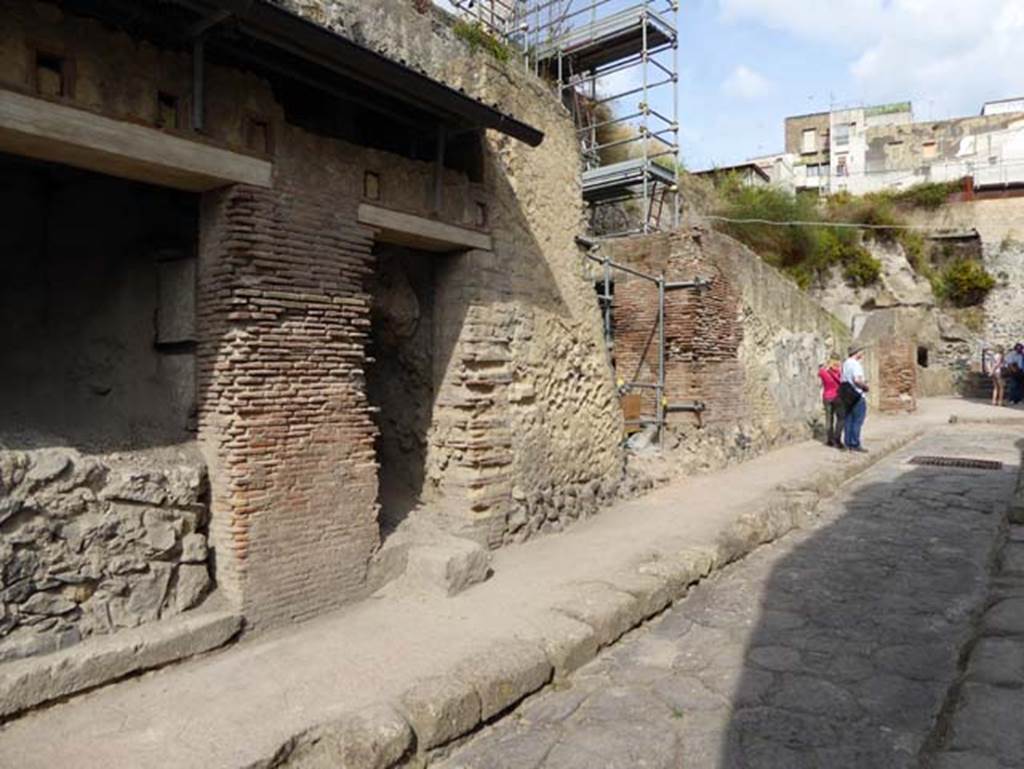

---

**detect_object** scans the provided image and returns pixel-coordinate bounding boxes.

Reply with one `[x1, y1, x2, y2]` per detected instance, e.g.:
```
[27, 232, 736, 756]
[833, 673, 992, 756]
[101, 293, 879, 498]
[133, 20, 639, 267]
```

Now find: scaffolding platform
[533, 4, 676, 76]
[582, 157, 675, 203]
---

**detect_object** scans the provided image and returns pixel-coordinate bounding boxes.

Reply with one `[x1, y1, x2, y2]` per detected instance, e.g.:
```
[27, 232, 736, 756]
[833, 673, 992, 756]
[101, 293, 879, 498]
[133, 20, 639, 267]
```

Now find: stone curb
[0, 606, 241, 721]
[1010, 459, 1024, 525]
[264, 431, 925, 768]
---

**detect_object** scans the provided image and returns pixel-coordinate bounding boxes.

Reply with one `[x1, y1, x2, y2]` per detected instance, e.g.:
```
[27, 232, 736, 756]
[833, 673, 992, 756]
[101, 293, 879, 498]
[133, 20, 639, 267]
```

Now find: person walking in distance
[818, 355, 845, 449]
[840, 346, 870, 453]
[991, 346, 1006, 407]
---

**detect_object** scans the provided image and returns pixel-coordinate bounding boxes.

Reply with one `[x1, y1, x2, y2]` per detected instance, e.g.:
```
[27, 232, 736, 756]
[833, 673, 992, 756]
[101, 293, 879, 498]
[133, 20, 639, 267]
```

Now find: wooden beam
[0, 88, 272, 191]
[358, 203, 492, 252]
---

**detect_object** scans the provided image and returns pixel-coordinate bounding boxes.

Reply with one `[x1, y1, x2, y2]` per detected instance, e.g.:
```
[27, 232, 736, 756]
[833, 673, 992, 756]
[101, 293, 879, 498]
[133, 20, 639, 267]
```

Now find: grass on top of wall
[452, 19, 512, 62]
[712, 178, 994, 305]
[712, 181, 882, 290]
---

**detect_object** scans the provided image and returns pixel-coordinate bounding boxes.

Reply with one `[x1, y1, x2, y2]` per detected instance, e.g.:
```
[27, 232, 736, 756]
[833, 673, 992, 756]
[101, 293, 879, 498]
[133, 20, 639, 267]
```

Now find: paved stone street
[439, 428, 1023, 769]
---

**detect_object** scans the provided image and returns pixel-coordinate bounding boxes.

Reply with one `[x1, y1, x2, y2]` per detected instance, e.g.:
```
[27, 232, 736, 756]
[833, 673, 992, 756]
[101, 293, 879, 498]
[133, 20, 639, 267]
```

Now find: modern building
[692, 162, 771, 189]
[760, 100, 1024, 196]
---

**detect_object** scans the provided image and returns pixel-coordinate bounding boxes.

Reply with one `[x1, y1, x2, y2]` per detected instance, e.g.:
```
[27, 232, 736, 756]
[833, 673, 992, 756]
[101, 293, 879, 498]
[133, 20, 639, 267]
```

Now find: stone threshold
[0, 600, 241, 720]
[259, 430, 926, 769]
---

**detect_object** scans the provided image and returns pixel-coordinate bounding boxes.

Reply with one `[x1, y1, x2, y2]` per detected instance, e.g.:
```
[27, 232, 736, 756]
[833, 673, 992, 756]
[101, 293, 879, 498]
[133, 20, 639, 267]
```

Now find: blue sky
[679, 0, 1024, 169]
[438, 1, 1024, 170]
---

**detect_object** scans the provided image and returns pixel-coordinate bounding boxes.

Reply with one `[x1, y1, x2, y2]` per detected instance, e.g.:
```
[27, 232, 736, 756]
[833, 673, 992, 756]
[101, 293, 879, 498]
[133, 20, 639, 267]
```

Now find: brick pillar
[196, 183, 381, 628]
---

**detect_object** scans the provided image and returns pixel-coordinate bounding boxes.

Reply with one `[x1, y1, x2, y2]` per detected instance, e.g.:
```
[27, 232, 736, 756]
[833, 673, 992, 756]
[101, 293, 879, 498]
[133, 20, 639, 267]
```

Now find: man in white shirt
[841, 345, 870, 452]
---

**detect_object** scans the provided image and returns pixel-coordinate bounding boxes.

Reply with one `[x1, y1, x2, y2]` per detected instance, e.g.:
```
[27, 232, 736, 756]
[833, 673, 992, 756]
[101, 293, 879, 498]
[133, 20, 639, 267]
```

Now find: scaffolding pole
[583, 248, 706, 444]
[456, 1, 680, 237]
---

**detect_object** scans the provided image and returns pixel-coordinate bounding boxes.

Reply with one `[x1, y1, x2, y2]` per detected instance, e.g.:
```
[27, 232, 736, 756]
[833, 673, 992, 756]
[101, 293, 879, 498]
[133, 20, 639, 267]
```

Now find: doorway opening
[365, 244, 440, 535]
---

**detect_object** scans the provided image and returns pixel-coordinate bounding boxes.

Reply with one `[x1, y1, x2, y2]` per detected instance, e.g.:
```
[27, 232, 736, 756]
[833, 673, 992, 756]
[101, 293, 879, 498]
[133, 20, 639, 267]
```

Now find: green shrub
[714, 185, 882, 289]
[891, 180, 964, 210]
[841, 247, 882, 287]
[452, 20, 511, 62]
[932, 259, 996, 307]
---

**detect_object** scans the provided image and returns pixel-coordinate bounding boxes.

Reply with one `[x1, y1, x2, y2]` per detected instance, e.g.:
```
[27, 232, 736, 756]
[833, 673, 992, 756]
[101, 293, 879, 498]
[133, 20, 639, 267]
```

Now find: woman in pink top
[818, 356, 844, 449]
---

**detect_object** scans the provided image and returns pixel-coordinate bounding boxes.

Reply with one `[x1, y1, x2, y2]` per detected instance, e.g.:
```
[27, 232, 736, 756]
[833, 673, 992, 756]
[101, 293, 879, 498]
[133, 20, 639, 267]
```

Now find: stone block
[1000, 544, 1024, 575]
[0, 607, 241, 718]
[455, 641, 552, 721]
[180, 533, 208, 564]
[966, 637, 1024, 686]
[276, 704, 413, 769]
[554, 584, 644, 648]
[981, 598, 1024, 637]
[608, 571, 674, 618]
[174, 564, 211, 612]
[402, 537, 491, 597]
[530, 611, 599, 677]
[399, 674, 482, 751]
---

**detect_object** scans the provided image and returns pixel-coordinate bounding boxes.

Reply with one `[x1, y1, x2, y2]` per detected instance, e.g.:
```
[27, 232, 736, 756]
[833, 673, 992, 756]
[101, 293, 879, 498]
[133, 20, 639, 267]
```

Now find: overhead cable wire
[704, 215, 975, 233]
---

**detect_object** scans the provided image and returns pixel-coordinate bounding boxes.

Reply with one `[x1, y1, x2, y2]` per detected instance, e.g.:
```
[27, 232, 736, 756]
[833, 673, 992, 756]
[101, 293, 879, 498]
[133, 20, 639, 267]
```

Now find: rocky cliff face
[809, 239, 980, 394]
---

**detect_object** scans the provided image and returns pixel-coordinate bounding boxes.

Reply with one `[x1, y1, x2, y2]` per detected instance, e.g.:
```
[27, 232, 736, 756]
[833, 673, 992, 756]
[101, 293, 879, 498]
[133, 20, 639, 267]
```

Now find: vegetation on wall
[712, 182, 881, 290]
[712, 178, 994, 306]
[932, 258, 997, 307]
[452, 20, 511, 62]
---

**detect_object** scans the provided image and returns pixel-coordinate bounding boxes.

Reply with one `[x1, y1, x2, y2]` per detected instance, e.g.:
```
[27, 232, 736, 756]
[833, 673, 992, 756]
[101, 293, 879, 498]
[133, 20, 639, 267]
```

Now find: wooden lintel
[0, 88, 272, 192]
[358, 203, 492, 252]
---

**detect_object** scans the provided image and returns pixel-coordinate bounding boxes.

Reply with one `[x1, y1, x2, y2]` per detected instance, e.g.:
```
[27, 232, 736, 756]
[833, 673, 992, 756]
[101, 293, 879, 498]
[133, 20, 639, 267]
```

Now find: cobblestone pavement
[437, 429, 1023, 769]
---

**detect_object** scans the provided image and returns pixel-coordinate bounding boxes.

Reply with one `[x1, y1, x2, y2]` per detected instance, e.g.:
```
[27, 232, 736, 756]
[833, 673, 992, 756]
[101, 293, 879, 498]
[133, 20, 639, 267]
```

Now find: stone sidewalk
[438, 426, 1023, 769]
[0, 398, 1017, 769]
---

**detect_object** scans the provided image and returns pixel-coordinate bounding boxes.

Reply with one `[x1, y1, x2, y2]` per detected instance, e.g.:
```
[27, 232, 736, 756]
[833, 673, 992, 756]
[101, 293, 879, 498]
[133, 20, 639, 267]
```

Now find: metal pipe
[641, 6, 650, 233]
[192, 35, 205, 131]
[665, 278, 710, 290]
[656, 274, 666, 444]
[671, 1, 680, 227]
[584, 253, 661, 284]
[434, 124, 446, 213]
[603, 252, 612, 349]
[666, 401, 706, 412]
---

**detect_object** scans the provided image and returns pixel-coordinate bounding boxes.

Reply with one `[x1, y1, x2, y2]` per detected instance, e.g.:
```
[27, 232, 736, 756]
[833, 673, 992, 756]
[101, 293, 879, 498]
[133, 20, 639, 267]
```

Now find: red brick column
[196, 183, 380, 628]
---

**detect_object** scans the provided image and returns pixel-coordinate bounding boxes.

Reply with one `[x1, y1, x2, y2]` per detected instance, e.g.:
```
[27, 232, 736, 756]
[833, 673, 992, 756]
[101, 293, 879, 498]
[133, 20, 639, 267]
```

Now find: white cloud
[723, 65, 772, 101]
[718, 0, 1024, 118]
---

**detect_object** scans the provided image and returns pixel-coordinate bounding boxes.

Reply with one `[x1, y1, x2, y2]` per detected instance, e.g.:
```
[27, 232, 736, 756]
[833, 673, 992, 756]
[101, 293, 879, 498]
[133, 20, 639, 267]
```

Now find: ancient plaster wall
[0, 158, 198, 449]
[605, 228, 848, 474]
[0, 447, 211, 662]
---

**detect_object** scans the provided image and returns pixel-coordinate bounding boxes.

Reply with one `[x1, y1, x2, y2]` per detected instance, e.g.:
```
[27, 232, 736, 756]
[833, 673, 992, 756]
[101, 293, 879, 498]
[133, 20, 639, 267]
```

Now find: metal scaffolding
[578, 237, 706, 444]
[451, 0, 681, 236]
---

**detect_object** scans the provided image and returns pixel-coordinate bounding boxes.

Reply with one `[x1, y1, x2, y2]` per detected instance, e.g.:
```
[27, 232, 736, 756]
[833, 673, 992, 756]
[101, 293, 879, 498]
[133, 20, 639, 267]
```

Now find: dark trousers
[824, 398, 845, 446]
[1011, 373, 1024, 404]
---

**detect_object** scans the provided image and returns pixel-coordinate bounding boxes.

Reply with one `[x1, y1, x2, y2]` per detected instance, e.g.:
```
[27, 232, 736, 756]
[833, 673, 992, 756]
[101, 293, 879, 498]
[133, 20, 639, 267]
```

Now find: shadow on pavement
[717, 433, 1021, 768]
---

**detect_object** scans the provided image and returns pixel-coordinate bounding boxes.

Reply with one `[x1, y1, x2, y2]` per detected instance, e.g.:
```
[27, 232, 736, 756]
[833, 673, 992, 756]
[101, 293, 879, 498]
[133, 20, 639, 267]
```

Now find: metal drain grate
[909, 456, 1003, 471]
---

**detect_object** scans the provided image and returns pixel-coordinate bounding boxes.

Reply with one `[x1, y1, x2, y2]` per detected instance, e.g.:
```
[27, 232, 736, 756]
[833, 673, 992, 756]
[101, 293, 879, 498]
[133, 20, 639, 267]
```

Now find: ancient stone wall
[0, 448, 211, 662]
[2, 0, 622, 636]
[604, 228, 848, 475]
[906, 198, 1024, 349]
[875, 338, 918, 413]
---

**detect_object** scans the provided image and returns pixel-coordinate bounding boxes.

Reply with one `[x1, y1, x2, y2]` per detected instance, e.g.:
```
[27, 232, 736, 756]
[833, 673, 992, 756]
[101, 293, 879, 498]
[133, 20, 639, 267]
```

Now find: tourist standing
[818, 356, 844, 448]
[1007, 344, 1024, 404]
[840, 346, 869, 453]
[991, 346, 1006, 407]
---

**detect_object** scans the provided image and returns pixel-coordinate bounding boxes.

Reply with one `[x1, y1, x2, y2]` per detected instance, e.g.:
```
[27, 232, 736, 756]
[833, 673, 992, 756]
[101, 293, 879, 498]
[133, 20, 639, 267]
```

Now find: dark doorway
[365, 244, 438, 535]
[0, 152, 199, 450]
